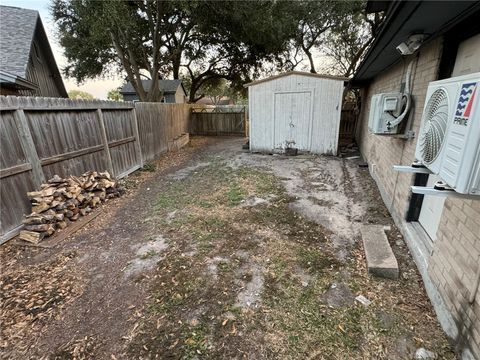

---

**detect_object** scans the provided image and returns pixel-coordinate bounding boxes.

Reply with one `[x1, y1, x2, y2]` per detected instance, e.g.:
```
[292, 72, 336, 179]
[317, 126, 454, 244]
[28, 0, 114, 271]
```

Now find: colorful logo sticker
[454, 82, 477, 126]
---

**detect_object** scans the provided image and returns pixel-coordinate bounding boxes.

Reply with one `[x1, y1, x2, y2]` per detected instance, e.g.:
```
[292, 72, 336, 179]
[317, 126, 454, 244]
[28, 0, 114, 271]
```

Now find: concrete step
[360, 225, 399, 279]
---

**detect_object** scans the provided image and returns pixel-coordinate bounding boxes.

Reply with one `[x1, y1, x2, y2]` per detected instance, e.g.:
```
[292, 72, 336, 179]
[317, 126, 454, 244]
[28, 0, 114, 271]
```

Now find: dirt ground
[1, 137, 456, 359]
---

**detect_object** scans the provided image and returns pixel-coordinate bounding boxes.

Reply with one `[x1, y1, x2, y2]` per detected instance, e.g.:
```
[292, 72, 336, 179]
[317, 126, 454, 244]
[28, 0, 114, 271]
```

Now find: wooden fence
[136, 103, 190, 162]
[190, 107, 246, 136]
[0, 96, 190, 243]
[339, 104, 358, 141]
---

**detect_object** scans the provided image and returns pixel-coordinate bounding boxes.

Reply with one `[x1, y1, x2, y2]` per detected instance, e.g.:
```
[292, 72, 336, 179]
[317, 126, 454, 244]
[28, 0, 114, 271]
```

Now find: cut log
[32, 202, 50, 214]
[22, 170, 120, 242]
[46, 225, 55, 236]
[25, 224, 50, 232]
[57, 221, 67, 229]
[48, 174, 65, 183]
[22, 216, 46, 225]
[27, 190, 43, 198]
[19, 230, 45, 244]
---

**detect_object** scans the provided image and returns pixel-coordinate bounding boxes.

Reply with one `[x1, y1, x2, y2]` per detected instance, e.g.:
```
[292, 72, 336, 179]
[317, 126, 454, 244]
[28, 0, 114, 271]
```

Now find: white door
[273, 91, 312, 150]
[418, 175, 446, 241]
[452, 34, 480, 76]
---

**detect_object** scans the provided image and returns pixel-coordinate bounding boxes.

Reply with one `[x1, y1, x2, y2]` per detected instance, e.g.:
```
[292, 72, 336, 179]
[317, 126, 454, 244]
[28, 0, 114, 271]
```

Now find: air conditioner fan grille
[420, 89, 449, 164]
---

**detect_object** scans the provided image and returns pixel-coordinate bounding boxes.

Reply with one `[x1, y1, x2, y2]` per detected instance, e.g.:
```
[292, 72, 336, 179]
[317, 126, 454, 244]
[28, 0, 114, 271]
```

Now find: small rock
[355, 295, 372, 306]
[415, 348, 437, 359]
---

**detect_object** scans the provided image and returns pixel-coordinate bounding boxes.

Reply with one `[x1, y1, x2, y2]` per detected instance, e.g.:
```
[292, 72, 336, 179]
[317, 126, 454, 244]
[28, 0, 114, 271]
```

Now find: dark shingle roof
[120, 79, 184, 94]
[0, 6, 39, 78]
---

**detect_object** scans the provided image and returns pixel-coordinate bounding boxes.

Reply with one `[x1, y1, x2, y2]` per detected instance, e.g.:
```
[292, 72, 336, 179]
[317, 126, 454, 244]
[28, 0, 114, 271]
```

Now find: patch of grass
[182, 324, 209, 358]
[225, 304, 243, 317]
[225, 182, 246, 206]
[197, 200, 215, 209]
[141, 163, 156, 172]
[140, 250, 158, 259]
[148, 293, 185, 315]
[217, 261, 231, 272]
[262, 268, 368, 357]
[297, 247, 338, 274]
[156, 192, 182, 210]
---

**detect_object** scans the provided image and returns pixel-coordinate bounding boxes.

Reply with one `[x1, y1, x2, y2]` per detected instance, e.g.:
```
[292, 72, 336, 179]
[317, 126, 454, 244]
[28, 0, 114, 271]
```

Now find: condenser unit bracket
[393, 164, 432, 174]
[411, 186, 479, 199]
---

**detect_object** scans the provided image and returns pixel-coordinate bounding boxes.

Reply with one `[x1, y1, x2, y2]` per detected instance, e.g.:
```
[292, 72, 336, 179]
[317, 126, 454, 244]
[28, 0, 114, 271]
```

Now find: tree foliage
[322, 11, 384, 77]
[52, 0, 295, 102]
[53, 0, 380, 102]
[107, 88, 122, 101]
[68, 89, 94, 99]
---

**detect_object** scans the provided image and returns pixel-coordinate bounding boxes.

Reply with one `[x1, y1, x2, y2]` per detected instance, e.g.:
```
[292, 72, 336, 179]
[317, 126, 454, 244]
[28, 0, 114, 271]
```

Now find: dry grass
[126, 162, 456, 359]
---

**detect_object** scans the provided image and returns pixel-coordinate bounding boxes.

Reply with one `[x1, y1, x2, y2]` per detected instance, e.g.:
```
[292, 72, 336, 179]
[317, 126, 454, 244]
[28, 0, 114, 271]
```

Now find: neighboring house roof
[0, 5, 67, 96]
[217, 98, 234, 106]
[120, 79, 187, 96]
[352, 0, 480, 84]
[244, 71, 348, 87]
[0, 70, 37, 90]
[0, 6, 38, 78]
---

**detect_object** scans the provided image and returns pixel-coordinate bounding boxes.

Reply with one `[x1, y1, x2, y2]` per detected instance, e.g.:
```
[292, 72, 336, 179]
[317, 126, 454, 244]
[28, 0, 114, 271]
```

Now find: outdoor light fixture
[396, 34, 427, 56]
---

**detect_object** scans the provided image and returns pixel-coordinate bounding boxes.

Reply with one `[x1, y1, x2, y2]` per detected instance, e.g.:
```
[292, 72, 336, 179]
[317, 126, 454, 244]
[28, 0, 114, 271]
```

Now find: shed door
[273, 91, 312, 150]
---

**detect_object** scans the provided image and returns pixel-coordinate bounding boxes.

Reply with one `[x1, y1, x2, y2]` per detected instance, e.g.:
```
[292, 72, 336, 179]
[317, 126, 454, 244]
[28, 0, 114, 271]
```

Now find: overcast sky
[1, 0, 123, 99]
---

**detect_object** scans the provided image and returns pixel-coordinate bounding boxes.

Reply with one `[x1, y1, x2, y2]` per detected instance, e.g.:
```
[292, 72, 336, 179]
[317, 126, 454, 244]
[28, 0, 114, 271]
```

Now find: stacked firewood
[19, 171, 123, 243]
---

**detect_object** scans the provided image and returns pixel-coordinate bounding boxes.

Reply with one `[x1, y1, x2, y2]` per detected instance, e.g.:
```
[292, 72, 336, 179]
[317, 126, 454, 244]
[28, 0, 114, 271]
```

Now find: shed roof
[0, 5, 39, 78]
[120, 79, 186, 95]
[244, 71, 349, 87]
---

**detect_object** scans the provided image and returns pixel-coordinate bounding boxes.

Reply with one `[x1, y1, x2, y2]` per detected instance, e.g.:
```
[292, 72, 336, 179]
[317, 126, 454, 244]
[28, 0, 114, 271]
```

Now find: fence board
[339, 105, 358, 140]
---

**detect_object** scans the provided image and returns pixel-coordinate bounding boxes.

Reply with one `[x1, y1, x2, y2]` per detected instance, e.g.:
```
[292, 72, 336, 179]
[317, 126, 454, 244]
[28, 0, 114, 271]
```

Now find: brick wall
[357, 37, 480, 358]
[358, 38, 443, 219]
[429, 198, 480, 357]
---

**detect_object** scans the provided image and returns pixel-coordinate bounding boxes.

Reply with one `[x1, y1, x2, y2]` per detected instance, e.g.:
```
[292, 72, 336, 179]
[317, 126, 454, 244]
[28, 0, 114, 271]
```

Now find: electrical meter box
[368, 93, 403, 134]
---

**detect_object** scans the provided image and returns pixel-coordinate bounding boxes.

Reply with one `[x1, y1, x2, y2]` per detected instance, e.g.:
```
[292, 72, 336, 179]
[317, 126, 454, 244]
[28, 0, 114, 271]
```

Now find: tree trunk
[304, 47, 316, 74]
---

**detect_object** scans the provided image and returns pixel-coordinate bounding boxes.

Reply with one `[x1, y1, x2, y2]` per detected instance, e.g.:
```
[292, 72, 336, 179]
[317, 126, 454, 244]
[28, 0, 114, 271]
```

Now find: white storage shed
[245, 71, 347, 155]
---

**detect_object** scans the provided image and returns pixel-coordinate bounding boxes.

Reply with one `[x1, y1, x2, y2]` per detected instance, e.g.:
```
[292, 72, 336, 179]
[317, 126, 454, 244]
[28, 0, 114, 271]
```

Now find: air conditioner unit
[415, 72, 480, 194]
[368, 93, 405, 134]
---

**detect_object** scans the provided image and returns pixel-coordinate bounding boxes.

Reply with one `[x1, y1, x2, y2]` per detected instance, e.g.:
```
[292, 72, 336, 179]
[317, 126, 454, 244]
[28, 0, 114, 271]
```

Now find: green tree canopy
[107, 88, 122, 101]
[68, 89, 94, 99]
[53, 0, 377, 102]
[322, 10, 384, 77]
[52, 0, 297, 102]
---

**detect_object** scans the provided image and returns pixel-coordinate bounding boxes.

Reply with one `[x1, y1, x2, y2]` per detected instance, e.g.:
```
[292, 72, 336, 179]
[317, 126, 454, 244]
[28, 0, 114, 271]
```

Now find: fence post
[13, 109, 45, 188]
[96, 109, 114, 175]
[131, 108, 144, 168]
